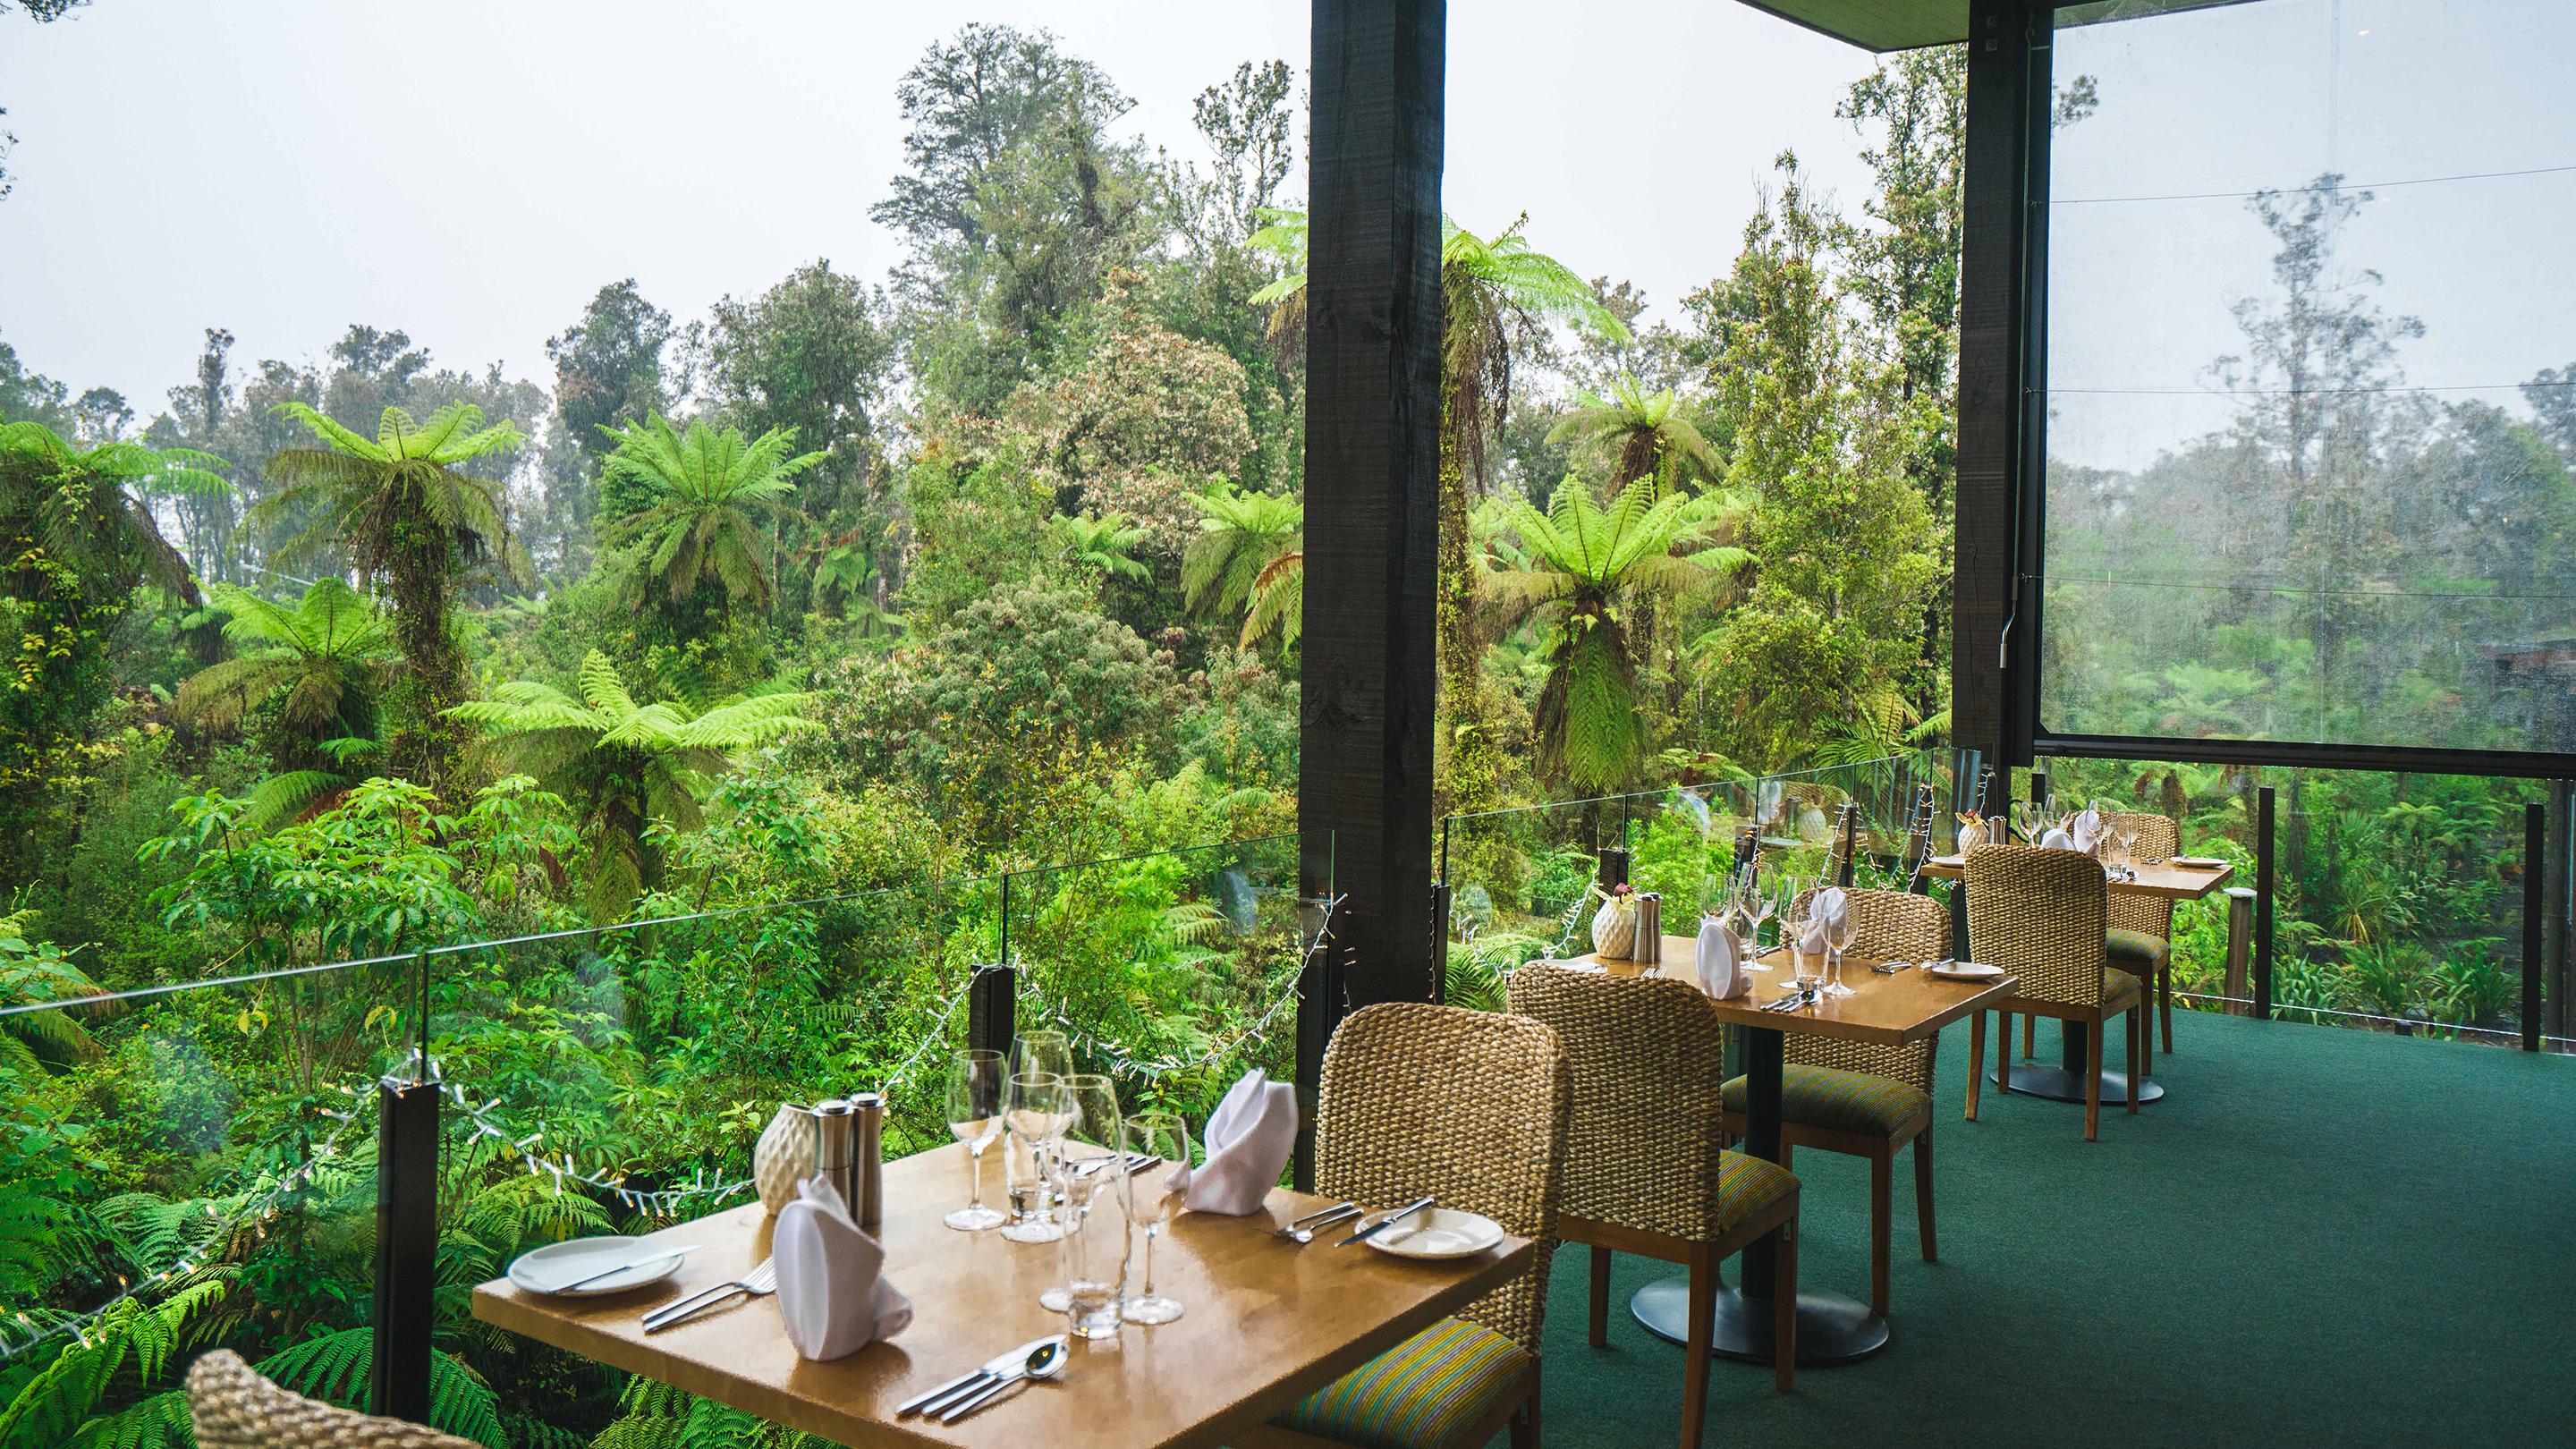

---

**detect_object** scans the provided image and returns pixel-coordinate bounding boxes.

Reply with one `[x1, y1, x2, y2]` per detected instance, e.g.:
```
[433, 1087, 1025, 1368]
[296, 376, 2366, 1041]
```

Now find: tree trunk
[1436, 429, 1496, 818]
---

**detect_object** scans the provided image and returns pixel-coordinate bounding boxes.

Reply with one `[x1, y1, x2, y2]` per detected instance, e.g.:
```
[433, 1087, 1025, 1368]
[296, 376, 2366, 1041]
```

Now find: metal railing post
[2525, 801, 2545, 1052]
[1835, 805, 1860, 887]
[372, 956, 438, 1424]
[2255, 785, 2276, 1021]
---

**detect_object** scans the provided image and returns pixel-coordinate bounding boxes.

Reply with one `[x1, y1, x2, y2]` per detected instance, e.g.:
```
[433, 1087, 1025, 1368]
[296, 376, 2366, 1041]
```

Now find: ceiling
[1739, 1, 2252, 54]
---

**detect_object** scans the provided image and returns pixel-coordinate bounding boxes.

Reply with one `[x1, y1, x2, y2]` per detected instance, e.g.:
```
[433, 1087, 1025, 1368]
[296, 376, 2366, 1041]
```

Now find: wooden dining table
[1918, 853, 2237, 1106]
[473, 1142, 1530, 1448]
[1562, 936, 2015, 1366]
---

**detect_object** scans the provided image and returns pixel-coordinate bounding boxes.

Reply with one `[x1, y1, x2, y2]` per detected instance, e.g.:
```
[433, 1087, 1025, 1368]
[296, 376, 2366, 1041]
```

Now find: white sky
[0, 0, 1879, 411]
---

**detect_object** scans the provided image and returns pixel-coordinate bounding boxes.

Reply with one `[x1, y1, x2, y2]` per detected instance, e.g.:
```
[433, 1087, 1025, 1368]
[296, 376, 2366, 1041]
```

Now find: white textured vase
[754, 1104, 816, 1216]
[1591, 898, 1637, 961]
[1959, 819, 1990, 852]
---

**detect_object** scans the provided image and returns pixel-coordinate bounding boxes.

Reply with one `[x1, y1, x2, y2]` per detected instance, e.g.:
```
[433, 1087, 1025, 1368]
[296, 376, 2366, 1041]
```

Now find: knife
[1336, 1195, 1435, 1248]
[535, 1243, 698, 1294]
[897, 1336, 1064, 1419]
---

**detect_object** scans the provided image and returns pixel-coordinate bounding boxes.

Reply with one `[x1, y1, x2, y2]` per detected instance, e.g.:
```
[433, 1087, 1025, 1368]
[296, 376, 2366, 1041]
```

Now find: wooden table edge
[1919, 856, 2236, 900]
[470, 1233, 1536, 1449]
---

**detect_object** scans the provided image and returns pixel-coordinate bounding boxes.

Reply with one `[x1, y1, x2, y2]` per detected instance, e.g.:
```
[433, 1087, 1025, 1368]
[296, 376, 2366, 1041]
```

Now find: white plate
[1366, 1208, 1505, 1260]
[508, 1236, 686, 1297]
[1929, 962, 2006, 982]
[2170, 856, 2228, 869]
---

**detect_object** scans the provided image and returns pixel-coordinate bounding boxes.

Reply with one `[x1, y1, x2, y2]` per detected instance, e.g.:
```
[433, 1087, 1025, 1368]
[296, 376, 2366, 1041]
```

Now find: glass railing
[2021, 758, 2568, 1053]
[3, 830, 1330, 1445]
[1436, 750, 1972, 1008]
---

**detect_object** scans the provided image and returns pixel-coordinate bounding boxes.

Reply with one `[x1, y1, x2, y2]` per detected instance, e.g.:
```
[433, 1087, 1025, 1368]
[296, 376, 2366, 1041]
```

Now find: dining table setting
[472, 1034, 1531, 1449]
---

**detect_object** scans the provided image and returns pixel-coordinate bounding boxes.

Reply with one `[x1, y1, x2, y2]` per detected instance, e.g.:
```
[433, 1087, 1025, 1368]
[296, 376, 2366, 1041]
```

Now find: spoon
[1269, 1203, 1362, 1243]
[937, 1337, 1069, 1423]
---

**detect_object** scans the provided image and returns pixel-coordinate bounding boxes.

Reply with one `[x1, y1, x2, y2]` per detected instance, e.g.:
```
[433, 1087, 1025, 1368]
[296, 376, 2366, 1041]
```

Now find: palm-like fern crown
[1051, 511, 1151, 580]
[1549, 375, 1720, 486]
[1438, 215, 1630, 486]
[0, 419, 228, 599]
[177, 580, 394, 733]
[1182, 483, 1302, 614]
[258, 402, 530, 583]
[598, 415, 821, 611]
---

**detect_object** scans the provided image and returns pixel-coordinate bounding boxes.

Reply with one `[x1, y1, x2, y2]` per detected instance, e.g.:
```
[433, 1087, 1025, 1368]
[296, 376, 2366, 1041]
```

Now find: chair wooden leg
[1777, 1141, 1793, 1171]
[1681, 1251, 1715, 1447]
[2130, 973, 2152, 1081]
[1996, 1012, 2012, 1097]
[1868, 1150, 1892, 1318]
[1772, 1223, 1797, 1394]
[1912, 1127, 1937, 1263]
[2021, 1012, 2035, 1059]
[2127, 1006, 2142, 1115]
[2083, 1016, 2104, 1140]
[1589, 1245, 1611, 1348]
[2160, 967, 2174, 1054]
[1513, 1373, 1540, 1449]
[1964, 1012, 1986, 1120]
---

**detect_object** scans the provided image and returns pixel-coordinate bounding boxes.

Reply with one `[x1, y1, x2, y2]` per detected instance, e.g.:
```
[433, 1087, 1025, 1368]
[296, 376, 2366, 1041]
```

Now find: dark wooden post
[1297, 0, 1444, 1015]
[970, 874, 1017, 1059]
[371, 1073, 438, 1422]
[2524, 801, 2545, 1051]
[1953, 0, 2046, 775]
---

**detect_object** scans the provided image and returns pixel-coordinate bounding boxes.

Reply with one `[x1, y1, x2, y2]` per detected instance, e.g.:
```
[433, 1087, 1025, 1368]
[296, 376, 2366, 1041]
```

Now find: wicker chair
[2018, 813, 2183, 1071]
[1963, 845, 2147, 1140]
[1248, 1002, 1570, 1449]
[188, 1349, 480, 1449]
[1719, 886, 1944, 1318]
[1506, 962, 1800, 1446]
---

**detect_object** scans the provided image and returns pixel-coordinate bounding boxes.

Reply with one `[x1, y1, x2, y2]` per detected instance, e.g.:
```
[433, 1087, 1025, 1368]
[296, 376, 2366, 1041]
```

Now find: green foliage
[1181, 483, 1301, 652]
[598, 416, 822, 621]
[177, 579, 393, 740]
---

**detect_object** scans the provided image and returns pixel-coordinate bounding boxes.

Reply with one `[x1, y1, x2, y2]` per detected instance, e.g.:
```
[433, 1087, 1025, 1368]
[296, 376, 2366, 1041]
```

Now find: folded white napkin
[1695, 915, 1750, 1000]
[2070, 809, 2103, 853]
[1168, 1068, 1297, 1216]
[1810, 886, 1849, 931]
[773, 1176, 912, 1361]
[2038, 826, 2075, 852]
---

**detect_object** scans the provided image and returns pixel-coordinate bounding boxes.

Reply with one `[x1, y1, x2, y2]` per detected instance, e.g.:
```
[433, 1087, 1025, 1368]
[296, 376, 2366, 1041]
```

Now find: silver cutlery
[537, 1242, 698, 1294]
[640, 1257, 775, 1333]
[1336, 1195, 1434, 1248]
[900, 1335, 1069, 1419]
[1069, 1150, 1159, 1180]
[936, 1338, 1070, 1424]
[1270, 1203, 1362, 1243]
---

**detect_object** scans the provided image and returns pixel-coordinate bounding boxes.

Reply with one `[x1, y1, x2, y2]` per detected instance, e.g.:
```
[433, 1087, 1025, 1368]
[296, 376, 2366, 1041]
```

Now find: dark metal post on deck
[371, 1072, 438, 1423]
[2524, 801, 2545, 1051]
[2255, 785, 2276, 1021]
[1296, 0, 1445, 1025]
[970, 874, 1018, 1059]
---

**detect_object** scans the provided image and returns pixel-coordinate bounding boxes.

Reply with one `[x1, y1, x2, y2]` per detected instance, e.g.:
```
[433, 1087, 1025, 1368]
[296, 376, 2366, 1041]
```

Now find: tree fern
[257, 1330, 506, 1449]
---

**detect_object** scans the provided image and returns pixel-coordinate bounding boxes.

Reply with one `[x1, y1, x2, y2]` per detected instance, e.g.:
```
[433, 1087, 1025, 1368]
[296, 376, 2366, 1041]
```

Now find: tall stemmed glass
[1738, 869, 1778, 969]
[943, 1049, 1008, 1232]
[1001, 1071, 1071, 1244]
[1822, 895, 1859, 997]
[1122, 1112, 1190, 1325]
[1046, 1074, 1127, 1335]
[1013, 1028, 1074, 1080]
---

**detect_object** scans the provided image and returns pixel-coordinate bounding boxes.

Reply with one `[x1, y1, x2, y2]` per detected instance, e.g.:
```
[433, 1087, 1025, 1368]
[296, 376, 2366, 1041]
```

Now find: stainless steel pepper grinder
[849, 1090, 885, 1230]
[811, 1097, 858, 1215]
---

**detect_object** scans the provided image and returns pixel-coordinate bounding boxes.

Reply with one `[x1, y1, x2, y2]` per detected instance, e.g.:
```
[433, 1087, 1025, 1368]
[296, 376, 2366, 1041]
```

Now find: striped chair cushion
[1275, 1316, 1531, 1449]
[2106, 929, 2170, 972]
[1716, 1148, 1798, 1224]
[1723, 1063, 1931, 1140]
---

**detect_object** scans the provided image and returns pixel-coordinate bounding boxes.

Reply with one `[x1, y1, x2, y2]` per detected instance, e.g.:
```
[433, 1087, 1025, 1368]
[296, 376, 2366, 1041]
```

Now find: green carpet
[1523, 1011, 2575, 1448]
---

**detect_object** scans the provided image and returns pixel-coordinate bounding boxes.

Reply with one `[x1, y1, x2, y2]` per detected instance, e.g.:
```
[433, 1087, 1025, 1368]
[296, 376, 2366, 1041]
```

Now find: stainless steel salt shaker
[849, 1090, 885, 1230]
[811, 1097, 858, 1214]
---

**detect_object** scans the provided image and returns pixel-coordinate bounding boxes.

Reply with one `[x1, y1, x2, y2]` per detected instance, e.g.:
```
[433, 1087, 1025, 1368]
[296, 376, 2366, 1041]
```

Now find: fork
[641, 1258, 776, 1334]
[1269, 1203, 1362, 1243]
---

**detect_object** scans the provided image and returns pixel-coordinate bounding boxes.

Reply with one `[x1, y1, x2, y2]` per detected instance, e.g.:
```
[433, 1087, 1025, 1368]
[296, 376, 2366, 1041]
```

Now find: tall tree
[257, 401, 530, 785]
[1546, 377, 1719, 489]
[697, 259, 894, 558]
[539, 280, 671, 575]
[875, 24, 1154, 411]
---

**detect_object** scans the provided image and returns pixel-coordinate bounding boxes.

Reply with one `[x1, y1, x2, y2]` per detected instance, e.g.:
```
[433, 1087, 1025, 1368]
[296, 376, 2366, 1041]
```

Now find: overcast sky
[0, 0, 1878, 414]
[4, 0, 2567, 476]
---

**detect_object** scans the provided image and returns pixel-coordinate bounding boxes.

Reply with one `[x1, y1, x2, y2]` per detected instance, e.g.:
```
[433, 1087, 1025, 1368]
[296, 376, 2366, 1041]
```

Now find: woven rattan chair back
[2099, 810, 2181, 939]
[188, 1349, 479, 1449]
[1315, 1001, 1570, 1352]
[1785, 886, 1950, 1091]
[1505, 962, 1734, 1243]
[1964, 845, 2109, 1007]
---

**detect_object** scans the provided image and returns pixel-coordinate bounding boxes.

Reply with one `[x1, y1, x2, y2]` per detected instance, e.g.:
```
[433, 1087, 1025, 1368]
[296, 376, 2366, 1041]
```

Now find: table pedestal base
[1631, 1275, 1889, 1367]
[1990, 1061, 2165, 1105]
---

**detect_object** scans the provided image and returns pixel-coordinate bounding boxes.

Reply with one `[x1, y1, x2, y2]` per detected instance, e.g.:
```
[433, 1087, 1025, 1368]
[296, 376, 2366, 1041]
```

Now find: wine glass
[1001, 1071, 1071, 1244]
[943, 1049, 1008, 1232]
[1013, 1028, 1074, 1080]
[1042, 1075, 1124, 1311]
[1121, 1112, 1190, 1325]
[1738, 869, 1777, 969]
[1822, 897, 1859, 997]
